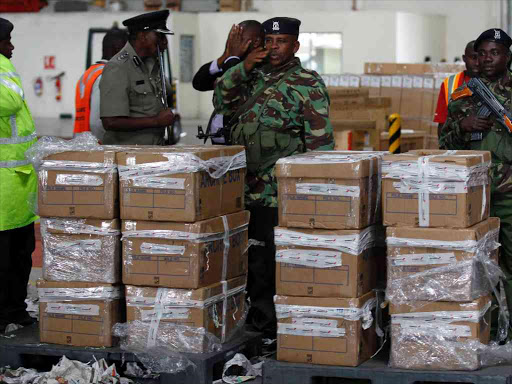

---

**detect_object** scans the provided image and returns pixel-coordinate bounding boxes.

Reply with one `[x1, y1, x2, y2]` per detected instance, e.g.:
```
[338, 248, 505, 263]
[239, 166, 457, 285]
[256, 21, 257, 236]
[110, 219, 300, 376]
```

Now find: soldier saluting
[214, 17, 334, 338]
[99, 10, 175, 145]
[440, 28, 512, 324]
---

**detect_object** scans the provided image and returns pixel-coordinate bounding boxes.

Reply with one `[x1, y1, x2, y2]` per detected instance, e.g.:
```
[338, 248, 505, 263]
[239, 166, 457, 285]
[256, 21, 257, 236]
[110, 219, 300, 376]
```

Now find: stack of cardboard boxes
[35, 143, 250, 351]
[116, 146, 250, 351]
[381, 149, 499, 370]
[273, 151, 386, 366]
[37, 149, 123, 347]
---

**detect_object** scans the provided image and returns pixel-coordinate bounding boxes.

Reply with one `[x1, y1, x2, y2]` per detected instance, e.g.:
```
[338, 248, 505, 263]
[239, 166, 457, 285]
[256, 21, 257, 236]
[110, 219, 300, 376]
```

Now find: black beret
[122, 10, 173, 35]
[0, 18, 13, 41]
[262, 17, 301, 36]
[475, 28, 512, 51]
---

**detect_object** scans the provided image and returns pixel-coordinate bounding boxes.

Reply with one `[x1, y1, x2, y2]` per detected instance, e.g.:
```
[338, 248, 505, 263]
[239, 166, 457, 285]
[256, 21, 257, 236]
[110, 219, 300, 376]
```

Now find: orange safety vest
[73, 63, 105, 134]
[443, 71, 465, 106]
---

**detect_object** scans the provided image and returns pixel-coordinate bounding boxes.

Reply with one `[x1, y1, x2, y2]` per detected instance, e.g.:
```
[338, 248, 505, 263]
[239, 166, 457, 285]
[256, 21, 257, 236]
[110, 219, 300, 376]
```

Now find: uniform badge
[118, 51, 128, 61]
[495, 29, 501, 39]
[273, 21, 279, 31]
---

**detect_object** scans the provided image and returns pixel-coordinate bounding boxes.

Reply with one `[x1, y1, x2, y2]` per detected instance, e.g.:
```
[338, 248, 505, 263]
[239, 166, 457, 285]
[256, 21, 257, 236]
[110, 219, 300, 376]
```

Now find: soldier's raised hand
[460, 116, 493, 132]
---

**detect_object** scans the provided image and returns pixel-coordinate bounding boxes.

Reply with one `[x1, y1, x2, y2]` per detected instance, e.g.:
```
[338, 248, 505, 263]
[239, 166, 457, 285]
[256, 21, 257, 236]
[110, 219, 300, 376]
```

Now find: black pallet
[263, 355, 512, 384]
[0, 324, 262, 384]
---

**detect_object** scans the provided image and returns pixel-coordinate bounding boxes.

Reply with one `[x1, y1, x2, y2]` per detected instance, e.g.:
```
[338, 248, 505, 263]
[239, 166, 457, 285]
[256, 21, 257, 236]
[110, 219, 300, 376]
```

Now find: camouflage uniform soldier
[440, 28, 512, 323]
[214, 17, 334, 337]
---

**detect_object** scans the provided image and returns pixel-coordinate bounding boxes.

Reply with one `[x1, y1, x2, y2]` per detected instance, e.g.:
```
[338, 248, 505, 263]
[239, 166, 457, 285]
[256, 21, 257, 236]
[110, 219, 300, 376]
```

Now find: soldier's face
[264, 34, 300, 67]
[478, 41, 509, 79]
[462, 46, 479, 77]
[0, 34, 14, 59]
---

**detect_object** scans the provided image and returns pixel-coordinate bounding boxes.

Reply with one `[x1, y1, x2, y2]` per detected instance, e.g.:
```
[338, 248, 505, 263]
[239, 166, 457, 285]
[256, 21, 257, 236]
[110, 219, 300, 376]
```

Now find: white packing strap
[276, 151, 386, 166]
[40, 218, 121, 236]
[140, 308, 190, 322]
[390, 252, 456, 266]
[221, 281, 227, 342]
[391, 175, 489, 194]
[386, 228, 500, 254]
[275, 297, 376, 330]
[118, 151, 246, 182]
[277, 323, 346, 338]
[147, 288, 166, 348]
[122, 223, 248, 244]
[392, 300, 491, 324]
[221, 216, 230, 281]
[54, 239, 102, 252]
[41, 160, 117, 173]
[276, 249, 342, 268]
[38, 286, 122, 301]
[479, 154, 487, 220]
[56, 174, 104, 186]
[394, 320, 472, 338]
[132, 177, 185, 189]
[46, 303, 100, 316]
[418, 155, 431, 227]
[295, 183, 360, 197]
[274, 225, 382, 255]
[126, 292, 225, 309]
[140, 243, 185, 255]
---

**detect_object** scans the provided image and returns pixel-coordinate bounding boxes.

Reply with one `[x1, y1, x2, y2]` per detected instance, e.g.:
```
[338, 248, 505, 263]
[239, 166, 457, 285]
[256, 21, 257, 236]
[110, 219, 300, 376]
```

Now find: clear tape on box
[114, 282, 248, 374]
[25, 132, 103, 172]
[275, 296, 376, 339]
[386, 228, 501, 303]
[382, 151, 490, 227]
[122, 218, 248, 281]
[277, 151, 386, 227]
[38, 286, 123, 302]
[41, 218, 121, 283]
[118, 150, 246, 181]
[274, 225, 384, 268]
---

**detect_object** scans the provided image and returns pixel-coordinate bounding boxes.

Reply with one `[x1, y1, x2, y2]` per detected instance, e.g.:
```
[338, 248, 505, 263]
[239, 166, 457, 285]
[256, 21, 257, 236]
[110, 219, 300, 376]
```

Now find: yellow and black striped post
[388, 113, 401, 154]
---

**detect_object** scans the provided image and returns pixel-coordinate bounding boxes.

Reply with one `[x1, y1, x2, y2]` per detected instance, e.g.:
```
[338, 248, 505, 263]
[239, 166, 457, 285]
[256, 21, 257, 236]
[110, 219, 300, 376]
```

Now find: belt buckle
[470, 132, 483, 141]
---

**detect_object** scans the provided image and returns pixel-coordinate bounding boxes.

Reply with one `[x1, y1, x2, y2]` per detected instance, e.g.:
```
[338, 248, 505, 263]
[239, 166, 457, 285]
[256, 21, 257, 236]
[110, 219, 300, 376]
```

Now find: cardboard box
[122, 210, 249, 288]
[275, 292, 377, 366]
[364, 63, 398, 75]
[330, 103, 389, 133]
[390, 296, 491, 370]
[332, 120, 378, 151]
[276, 151, 383, 230]
[275, 226, 384, 298]
[400, 76, 423, 118]
[328, 87, 369, 107]
[116, 146, 245, 222]
[37, 280, 123, 347]
[125, 276, 246, 348]
[380, 76, 401, 114]
[386, 217, 500, 302]
[382, 150, 491, 228]
[38, 150, 119, 219]
[41, 218, 121, 284]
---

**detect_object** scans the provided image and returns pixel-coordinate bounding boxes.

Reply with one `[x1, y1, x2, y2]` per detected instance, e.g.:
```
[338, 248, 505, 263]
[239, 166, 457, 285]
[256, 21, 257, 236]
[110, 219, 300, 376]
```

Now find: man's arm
[302, 81, 335, 151]
[99, 62, 174, 132]
[192, 61, 218, 92]
[0, 76, 23, 117]
[438, 114, 469, 150]
[213, 62, 251, 115]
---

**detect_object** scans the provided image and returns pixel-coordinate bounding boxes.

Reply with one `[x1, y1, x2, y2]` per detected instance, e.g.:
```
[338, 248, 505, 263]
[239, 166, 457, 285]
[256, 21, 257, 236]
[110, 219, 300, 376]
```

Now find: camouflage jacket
[213, 57, 335, 208]
[439, 71, 512, 194]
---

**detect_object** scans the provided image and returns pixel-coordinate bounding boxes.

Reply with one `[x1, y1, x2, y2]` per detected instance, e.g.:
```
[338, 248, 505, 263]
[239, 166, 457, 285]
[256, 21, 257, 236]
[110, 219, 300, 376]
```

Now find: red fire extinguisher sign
[44, 56, 55, 69]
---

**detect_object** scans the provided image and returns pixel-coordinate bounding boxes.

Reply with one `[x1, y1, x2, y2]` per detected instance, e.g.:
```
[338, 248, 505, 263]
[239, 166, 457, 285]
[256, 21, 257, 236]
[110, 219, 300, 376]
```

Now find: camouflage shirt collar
[261, 57, 301, 77]
[480, 70, 512, 87]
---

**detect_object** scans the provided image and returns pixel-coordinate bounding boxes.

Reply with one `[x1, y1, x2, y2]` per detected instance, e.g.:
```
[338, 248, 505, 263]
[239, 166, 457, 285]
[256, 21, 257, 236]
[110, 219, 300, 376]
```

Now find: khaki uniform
[99, 42, 165, 145]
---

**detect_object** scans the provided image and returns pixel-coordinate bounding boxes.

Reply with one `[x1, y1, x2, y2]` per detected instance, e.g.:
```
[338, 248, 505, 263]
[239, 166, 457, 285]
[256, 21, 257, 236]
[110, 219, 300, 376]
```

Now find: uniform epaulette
[451, 85, 473, 101]
[117, 51, 129, 62]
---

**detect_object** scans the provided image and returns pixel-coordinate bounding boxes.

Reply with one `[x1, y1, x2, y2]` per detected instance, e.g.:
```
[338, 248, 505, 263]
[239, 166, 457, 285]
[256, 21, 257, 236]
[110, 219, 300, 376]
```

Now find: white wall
[396, 12, 446, 63]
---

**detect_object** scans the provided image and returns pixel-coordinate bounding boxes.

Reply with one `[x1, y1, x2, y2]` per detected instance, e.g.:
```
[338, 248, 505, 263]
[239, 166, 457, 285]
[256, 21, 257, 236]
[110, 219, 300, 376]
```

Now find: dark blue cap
[475, 28, 512, 51]
[0, 18, 13, 41]
[122, 10, 173, 35]
[262, 17, 301, 36]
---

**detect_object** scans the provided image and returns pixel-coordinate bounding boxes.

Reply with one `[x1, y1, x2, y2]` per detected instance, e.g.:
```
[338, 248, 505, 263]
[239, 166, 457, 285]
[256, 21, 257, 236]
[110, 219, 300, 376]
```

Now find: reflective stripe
[10, 114, 17, 137]
[0, 77, 24, 99]
[0, 159, 30, 168]
[0, 133, 36, 145]
[78, 73, 85, 99]
[0, 71, 21, 79]
[79, 66, 103, 99]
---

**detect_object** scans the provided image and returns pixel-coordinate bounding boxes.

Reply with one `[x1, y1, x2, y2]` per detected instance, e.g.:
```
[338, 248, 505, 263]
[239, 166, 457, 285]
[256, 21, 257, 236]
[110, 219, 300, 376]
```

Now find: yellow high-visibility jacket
[0, 53, 38, 231]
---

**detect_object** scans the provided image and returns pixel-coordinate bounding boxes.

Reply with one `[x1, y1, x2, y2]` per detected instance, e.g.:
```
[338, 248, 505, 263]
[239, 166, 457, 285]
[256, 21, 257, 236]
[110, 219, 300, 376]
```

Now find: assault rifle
[467, 77, 512, 140]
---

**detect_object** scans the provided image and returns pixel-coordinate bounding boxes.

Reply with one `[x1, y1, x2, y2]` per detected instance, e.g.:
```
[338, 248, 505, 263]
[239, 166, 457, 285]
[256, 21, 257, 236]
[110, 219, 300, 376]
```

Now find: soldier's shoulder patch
[451, 85, 473, 101]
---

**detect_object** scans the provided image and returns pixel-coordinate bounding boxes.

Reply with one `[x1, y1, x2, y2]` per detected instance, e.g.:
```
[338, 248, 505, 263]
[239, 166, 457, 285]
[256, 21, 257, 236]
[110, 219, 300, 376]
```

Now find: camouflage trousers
[491, 193, 512, 335]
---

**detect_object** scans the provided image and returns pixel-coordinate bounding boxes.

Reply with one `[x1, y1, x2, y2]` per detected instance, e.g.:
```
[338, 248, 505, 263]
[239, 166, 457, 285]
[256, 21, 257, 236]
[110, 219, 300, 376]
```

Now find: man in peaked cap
[0, 17, 38, 333]
[99, 10, 176, 145]
[214, 17, 334, 339]
[441, 28, 512, 336]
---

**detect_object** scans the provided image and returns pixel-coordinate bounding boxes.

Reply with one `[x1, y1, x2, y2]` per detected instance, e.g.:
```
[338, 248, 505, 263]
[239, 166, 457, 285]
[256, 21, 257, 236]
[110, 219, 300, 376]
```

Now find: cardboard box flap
[390, 295, 492, 316]
[41, 218, 120, 235]
[44, 150, 117, 166]
[122, 210, 250, 237]
[276, 151, 383, 179]
[386, 217, 500, 243]
[37, 280, 122, 300]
